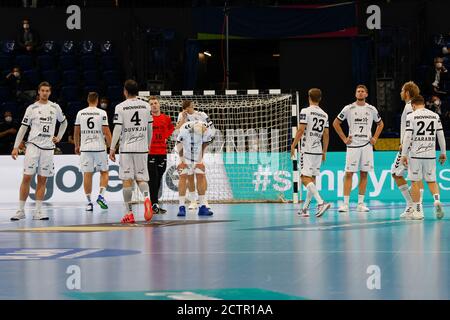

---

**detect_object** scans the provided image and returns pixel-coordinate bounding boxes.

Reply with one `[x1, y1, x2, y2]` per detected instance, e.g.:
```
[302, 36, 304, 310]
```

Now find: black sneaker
[152, 203, 160, 214]
[159, 206, 167, 214]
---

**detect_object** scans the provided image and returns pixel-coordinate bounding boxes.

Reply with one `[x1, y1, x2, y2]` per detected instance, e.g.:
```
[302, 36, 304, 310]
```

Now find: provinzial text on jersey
[124, 127, 147, 132]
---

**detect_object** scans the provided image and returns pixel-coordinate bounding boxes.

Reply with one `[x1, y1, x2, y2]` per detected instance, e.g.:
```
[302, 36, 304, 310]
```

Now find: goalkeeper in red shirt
[148, 96, 175, 214]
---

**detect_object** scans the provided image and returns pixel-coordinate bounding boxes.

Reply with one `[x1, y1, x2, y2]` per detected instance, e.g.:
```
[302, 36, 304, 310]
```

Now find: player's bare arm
[332, 118, 352, 145]
[290, 123, 306, 158]
[74, 125, 81, 155]
[175, 111, 188, 130]
[102, 126, 112, 148]
[322, 127, 329, 162]
[11, 125, 28, 160]
[371, 120, 384, 145]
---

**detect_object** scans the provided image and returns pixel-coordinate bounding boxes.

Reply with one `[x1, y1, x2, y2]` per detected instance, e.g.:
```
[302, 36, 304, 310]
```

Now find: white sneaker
[316, 202, 331, 217]
[356, 203, 370, 212]
[10, 210, 25, 221]
[33, 211, 49, 220]
[338, 204, 349, 212]
[188, 200, 198, 210]
[434, 201, 444, 220]
[298, 208, 310, 217]
[400, 206, 413, 219]
[411, 209, 424, 220]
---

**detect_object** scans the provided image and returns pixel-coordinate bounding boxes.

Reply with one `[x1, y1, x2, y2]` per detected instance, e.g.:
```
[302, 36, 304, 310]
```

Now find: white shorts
[80, 151, 108, 173]
[177, 161, 206, 176]
[119, 153, 149, 181]
[23, 143, 54, 177]
[391, 151, 407, 177]
[408, 158, 436, 182]
[345, 143, 374, 173]
[300, 153, 322, 177]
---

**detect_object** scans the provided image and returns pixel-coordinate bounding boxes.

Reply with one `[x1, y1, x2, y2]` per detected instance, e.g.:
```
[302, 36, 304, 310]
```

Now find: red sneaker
[144, 198, 153, 221]
[121, 212, 135, 224]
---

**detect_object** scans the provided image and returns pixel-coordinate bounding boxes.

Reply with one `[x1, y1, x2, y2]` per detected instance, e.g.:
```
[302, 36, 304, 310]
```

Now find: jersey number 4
[417, 121, 435, 136]
[131, 111, 142, 126]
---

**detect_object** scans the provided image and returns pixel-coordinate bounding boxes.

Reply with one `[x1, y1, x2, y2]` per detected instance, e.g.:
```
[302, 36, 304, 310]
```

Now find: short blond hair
[308, 88, 322, 104]
[402, 81, 420, 99]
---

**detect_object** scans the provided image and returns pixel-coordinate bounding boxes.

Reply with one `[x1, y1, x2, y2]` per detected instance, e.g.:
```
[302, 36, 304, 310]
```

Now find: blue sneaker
[96, 195, 108, 209]
[198, 205, 213, 216]
[177, 206, 186, 217]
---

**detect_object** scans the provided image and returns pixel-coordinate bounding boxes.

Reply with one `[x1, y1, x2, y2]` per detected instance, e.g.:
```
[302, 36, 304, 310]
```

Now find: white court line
[140, 250, 450, 255]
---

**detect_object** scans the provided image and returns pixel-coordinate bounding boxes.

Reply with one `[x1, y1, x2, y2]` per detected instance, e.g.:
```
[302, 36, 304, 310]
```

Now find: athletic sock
[122, 187, 133, 212]
[179, 196, 186, 206]
[189, 192, 196, 202]
[303, 191, 312, 210]
[399, 184, 413, 205]
[358, 194, 365, 205]
[420, 189, 424, 203]
[306, 182, 323, 205]
[99, 187, 106, 197]
[344, 196, 350, 206]
[137, 182, 150, 199]
[198, 195, 206, 206]
[86, 194, 92, 204]
[35, 200, 42, 212]
[433, 194, 440, 203]
[19, 200, 25, 211]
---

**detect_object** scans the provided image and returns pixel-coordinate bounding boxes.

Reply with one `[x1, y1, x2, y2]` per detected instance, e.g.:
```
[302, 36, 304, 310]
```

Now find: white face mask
[13, 72, 20, 77]
[23, 24, 29, 29]
[435, 99, 441, 106]
[100, 103, 107, 109]
[436, 62, 443, 69]
[5, 116, 12, 123]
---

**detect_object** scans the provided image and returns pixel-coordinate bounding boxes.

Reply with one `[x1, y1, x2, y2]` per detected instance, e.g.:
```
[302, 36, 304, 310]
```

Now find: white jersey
[400, 101, 413, 144]
[177, 110, 211, 126]
[336, 102, 382, 147]
[177, 121, 215, 162]
[405, 108, 443, 159]
[75, 107, 109, 152]
[299, 105, 329, 154]
[114, 98, 153, 153]
[21, 101, 66, 150]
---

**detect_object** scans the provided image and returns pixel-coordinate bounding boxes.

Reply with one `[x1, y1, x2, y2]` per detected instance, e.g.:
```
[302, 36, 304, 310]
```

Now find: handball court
[0, 200, 448, 300]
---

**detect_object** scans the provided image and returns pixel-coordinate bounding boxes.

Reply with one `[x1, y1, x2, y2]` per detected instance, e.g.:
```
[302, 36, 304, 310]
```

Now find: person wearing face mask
[4, 66, 35, 106]
[427, 96, 443, 116]
[100, 97, 114, 126]
[429, 57, 448, 96]
[0, 111, 19, 154]
[17, 18, 40, 53]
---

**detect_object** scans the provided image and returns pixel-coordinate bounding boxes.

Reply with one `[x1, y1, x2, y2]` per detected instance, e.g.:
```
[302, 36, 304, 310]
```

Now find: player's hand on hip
[11, 148, 19, 160]
[439, 153, 447, 165]
[401, 156, 408, 167]
[370, 137, 377, 145]
[398, 144, 402, 151]
[52, 136, 60, 144]
[195, 163, 205, 171]
[344, 135, 352, 145]
[177, 162, 187, 170]
[109, 149, 116, 162]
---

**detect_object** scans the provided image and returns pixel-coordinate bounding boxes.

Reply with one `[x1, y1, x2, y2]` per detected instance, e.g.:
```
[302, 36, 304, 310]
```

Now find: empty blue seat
[61, 86, 79, 101]
[41, 40, 58, 55]
[82, 70, 99, 86]
[42, 70, 60, 86]
[103, 70, 120, 86]
[59, 55, 77, 70]
[62, 70, 79, 86]
[15, 55, 34, 71]
[80, 40, 96, 55]
[0, 55, 12, 70]
[65, 101, 83, 120]
[37, 55, 55, 71]
[1, 40, 16, 55]
[23, 69, 40, 87]
[100, 55, 116, 70]
[106, 85, 123, 101]
[80, 55, 97, 71]
[83, 85, 100, 97]
[100, 40, 113, 55]
[0, 86, 10, 102]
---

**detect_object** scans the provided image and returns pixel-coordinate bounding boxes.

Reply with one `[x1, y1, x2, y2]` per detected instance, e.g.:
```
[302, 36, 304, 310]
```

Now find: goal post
[132, 89, 301, 203]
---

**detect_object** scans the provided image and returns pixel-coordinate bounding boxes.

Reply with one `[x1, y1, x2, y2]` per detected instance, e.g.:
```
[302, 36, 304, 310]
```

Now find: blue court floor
[0, 201, 448, 300]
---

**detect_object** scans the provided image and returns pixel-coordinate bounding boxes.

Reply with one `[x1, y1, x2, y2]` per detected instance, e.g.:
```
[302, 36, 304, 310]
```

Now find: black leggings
[147, 154, 167, 204]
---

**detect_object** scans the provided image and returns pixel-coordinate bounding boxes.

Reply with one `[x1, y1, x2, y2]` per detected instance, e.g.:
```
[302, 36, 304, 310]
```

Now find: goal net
[133, 90, 294, 203]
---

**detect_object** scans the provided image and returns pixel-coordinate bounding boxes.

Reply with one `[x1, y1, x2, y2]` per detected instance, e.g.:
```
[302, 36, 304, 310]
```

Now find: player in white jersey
[333, 85, 384, 212]
[175, 120, 214, 217]
[10, 82, 67, 221]
[175, 100, 212, 210]
[390, 82, 424, 218]
[291, 88, 331, 218]
[401, 95, 446, 220]
[109, 80, 153, 223]
[74, 92, 112, 212]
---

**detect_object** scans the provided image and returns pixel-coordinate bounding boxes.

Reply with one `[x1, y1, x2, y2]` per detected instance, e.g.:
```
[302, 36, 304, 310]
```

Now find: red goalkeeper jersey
[149, 113, 174, 155]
